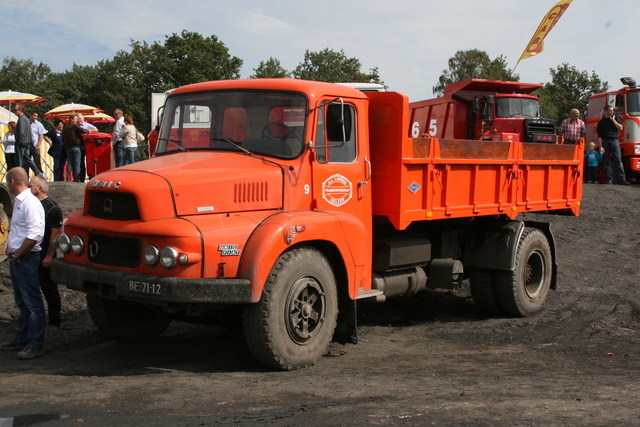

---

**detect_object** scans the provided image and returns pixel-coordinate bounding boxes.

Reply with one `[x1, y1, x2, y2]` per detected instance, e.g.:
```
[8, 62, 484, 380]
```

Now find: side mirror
[472, 97, 480, 114]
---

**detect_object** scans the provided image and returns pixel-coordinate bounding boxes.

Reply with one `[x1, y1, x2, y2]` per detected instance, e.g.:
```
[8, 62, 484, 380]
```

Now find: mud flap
[333, 296, 357, 344]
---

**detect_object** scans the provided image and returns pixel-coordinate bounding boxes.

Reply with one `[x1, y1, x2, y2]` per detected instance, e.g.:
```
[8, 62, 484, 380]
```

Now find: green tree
[250, 57, 289, 78]
[293, 48, 382, 84]
[536, 63, 609, 128]
[433, 49, 517, 96]
[159, 30, 243, 87]
[0, 57, 52, 94]
[0, 57, 53, 119]
[94, 30, 243, 135]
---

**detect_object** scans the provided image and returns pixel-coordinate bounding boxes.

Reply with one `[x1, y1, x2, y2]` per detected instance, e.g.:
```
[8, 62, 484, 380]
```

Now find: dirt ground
[0, 181, 639, 426]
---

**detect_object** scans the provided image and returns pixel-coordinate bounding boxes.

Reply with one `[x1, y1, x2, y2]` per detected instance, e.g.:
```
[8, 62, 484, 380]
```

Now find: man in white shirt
[77, 113, 98, 132]
[112, 109, 125, 167]
[76, 114, 97, 181]
[29, 112, 47, 174]
[1, 167, 46, 360]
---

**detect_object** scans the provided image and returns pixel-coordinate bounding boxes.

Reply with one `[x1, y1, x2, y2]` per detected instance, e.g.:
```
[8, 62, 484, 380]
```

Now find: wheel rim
[285, 276, 326, 345]
[524, 249, 546, 298]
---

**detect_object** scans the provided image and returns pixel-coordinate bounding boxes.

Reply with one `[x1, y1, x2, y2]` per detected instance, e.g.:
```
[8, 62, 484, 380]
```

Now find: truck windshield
[627, 91, 640, 116]
[156, 91, 307, 159]
[495, 97, 540, 118]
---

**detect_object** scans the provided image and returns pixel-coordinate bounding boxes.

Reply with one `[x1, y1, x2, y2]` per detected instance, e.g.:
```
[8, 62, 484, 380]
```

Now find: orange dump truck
[409, 79, 557, 143]
[51, 79, 583, 370]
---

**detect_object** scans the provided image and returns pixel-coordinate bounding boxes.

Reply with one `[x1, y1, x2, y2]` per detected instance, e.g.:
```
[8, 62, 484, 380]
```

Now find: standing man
[76, 114, 98, 181]
[597, 105, 630, 185]
[112, 109, 125, 168]
[29, 112, 47, 173]
[43, 119, 66, 181]
[62, 114, 89, 182]
[29, 175, 63, 330]
[1, 167, 46, 360]
[558, 108, 586, 145]
[77, 114, 98, 132]
[13, 103, 42, 176]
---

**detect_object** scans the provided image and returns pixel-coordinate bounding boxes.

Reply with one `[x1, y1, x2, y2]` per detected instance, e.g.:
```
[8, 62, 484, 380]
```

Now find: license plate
[128, 280, 162, 295]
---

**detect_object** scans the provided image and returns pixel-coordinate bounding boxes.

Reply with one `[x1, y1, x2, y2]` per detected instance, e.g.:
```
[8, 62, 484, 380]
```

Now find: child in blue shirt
[584, 142, 602, 183]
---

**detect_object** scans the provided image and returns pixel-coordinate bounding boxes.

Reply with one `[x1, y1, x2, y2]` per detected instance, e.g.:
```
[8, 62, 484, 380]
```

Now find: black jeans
[18, 144, 42, 176]
[38, 253, 61, 328]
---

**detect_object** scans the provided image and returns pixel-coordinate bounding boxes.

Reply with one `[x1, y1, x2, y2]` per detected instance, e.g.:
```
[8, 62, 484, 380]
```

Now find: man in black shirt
[29, 176, 64, 329]
[597, 105, 630, 185]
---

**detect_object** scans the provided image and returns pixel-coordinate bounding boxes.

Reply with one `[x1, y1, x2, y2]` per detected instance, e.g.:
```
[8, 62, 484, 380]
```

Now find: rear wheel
[470, 268, 503, 315]
[86, 294, 171, 342]
[243, 246, 338, 370]
[495, 228, 552, 317]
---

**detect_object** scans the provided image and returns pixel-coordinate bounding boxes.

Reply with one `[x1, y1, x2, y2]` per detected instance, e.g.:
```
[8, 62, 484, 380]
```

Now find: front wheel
[86, 294, 172, 342]
[495, 228, 552, 317]
[243, 246, 338, 370]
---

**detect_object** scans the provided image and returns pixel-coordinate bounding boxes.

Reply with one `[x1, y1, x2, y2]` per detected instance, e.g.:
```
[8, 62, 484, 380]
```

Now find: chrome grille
[88, 233, 140, 268]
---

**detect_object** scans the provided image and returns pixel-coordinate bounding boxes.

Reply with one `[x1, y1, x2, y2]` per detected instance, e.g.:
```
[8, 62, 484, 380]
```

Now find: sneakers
[0, 341, 26, 351]
[619, 181, 631, 185]
[17, 347, 44, 360]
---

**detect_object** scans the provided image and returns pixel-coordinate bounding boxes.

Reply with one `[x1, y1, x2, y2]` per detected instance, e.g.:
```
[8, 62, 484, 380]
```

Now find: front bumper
[51, 259, 253, 304]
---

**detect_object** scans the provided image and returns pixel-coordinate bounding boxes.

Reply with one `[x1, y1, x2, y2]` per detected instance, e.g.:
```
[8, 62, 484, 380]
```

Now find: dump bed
[367, 91, 583, 230]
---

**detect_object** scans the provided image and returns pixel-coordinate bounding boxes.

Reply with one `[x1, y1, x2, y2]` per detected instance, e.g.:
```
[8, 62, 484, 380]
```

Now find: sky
[2, 0, 639, 103]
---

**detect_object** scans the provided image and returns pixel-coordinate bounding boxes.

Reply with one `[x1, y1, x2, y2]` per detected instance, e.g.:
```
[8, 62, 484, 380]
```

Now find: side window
[616, 95, 625, 114]
[315, 103, 356, 164]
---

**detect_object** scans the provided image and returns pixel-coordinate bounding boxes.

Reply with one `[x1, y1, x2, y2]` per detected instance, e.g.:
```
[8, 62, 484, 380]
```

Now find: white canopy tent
[0, 106, 18, 136]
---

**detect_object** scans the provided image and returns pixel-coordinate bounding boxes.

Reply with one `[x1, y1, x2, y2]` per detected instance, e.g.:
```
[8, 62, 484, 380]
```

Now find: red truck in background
[409, 79, 556, 143]
[51, 79, 583, 370]
[586, 77, 640, 182]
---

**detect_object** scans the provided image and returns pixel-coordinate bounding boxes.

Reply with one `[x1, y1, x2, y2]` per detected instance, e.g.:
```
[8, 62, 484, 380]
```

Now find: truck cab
[53, 79, 373, 369]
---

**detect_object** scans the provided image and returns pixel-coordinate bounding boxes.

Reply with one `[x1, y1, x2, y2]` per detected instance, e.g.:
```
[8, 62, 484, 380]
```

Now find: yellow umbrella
[0, 90, 47, 108]
[45, 103, 103, 120]
[81, 112, 115, 124]
[55, 112, 115, 124]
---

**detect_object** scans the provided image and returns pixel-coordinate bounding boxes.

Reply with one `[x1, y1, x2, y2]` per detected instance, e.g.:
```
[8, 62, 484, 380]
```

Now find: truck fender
[463, 219, 558, 290]
[464, 219, 524, 271]
[237, 211, 367, 302]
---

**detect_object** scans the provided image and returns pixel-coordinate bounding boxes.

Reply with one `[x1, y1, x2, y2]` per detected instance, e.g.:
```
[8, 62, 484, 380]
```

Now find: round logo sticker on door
[322, 174, 353, 207]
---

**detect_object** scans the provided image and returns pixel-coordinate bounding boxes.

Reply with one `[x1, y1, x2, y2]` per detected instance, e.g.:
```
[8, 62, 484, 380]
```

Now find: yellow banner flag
[518, 0, 573, 62]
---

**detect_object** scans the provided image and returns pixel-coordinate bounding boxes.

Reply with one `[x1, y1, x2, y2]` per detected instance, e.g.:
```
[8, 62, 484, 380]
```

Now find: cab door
[310, 98, 372, 295]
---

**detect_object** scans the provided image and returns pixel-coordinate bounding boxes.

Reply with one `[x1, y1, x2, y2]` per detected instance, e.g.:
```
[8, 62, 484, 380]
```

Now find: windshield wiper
[158, 138, 187, 152]
[211, 137, 251, 154]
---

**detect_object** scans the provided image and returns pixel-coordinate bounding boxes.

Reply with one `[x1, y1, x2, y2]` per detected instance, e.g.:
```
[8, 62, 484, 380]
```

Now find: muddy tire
[86, 294, 171, 342]
[470, 268, 503, 315]
[243, 246, 338, 371]
[495, 228, 552, 317]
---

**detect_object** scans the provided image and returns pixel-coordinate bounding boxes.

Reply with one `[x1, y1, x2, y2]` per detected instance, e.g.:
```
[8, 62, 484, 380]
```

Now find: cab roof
[170, 78, 368, 100]
[444, 79, 542, 96]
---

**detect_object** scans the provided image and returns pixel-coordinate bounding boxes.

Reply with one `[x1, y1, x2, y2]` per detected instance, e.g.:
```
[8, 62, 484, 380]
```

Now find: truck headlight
[71, 236, 84, 255]
[635, 145, 640, 154]
[160, 246, 179, 268]
[144, 245, 160, 265]
[58, 234, 71, 253]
